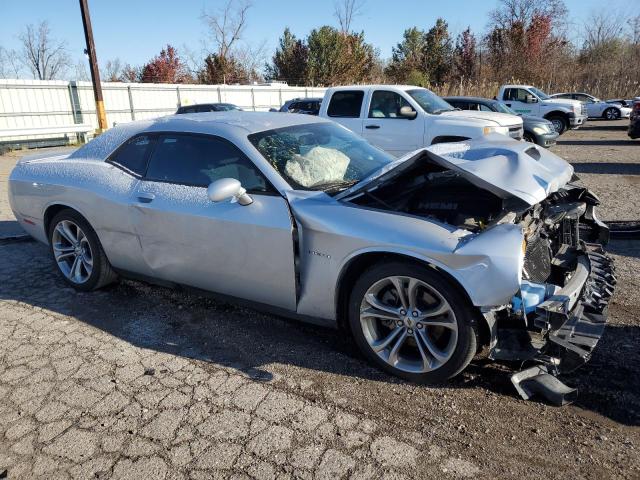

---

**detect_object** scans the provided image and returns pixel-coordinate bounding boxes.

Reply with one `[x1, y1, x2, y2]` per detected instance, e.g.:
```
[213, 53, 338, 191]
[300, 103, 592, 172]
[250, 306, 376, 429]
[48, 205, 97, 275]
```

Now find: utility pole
[79, 0, 107, 132]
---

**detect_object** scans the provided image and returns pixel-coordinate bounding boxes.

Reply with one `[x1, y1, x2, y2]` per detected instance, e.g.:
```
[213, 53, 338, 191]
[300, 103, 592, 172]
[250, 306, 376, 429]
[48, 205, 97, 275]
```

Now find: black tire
[523, 132, 536, 144]
[603, 107, 620, 120]
[48, 209, 117, 291]
[548, 115, 567, 134]
[348, 261, 478, 384]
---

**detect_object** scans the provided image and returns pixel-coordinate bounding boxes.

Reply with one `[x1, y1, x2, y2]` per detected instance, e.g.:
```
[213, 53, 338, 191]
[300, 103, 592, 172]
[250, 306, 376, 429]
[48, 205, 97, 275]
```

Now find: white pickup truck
[318, 85, 523, 157]
[497, 85, 587, 134]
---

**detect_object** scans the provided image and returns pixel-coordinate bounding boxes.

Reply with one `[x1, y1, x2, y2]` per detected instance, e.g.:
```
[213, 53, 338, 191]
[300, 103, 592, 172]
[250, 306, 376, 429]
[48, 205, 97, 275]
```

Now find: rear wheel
[48, 209, 117, 291]
[348, 261, 478, 384]
[603, 107, 620, 120]
[548, 115, 567, 134]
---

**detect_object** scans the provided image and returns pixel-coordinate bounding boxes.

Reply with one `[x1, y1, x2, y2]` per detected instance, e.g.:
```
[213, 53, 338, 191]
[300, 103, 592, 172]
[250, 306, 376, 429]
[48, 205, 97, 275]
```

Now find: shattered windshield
[248, 123, 392, 192]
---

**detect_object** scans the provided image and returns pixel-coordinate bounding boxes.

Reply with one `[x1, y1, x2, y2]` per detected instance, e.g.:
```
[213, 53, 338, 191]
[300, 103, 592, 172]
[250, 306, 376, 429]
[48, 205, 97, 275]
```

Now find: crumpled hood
[439, 109, 522, 127]
[337, 134, 573, 206]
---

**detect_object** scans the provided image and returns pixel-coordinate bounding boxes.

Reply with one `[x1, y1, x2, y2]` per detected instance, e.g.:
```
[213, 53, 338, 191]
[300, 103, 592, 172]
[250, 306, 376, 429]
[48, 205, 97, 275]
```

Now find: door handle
[365, 125, 380, 129]
[137, 192, 155, 203]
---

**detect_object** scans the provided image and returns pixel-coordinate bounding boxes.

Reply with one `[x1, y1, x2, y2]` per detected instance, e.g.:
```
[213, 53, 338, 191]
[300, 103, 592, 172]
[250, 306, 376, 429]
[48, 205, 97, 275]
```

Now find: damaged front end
[490, 185, 615, 405]
[340, 137, 615, 404]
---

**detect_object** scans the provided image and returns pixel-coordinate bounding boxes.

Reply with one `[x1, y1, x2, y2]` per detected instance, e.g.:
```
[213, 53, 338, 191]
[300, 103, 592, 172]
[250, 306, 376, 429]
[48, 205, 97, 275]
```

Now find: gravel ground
[0, 122, 638, 479]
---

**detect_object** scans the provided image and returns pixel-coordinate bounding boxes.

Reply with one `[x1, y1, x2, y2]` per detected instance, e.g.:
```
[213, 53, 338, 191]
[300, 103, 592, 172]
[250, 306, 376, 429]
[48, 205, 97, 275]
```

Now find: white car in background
[550, 93, 632, 120]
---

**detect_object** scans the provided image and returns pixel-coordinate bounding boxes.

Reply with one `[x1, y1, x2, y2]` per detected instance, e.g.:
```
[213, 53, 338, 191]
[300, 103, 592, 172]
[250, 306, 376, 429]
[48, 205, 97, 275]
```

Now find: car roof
[327, 85, 426, 92]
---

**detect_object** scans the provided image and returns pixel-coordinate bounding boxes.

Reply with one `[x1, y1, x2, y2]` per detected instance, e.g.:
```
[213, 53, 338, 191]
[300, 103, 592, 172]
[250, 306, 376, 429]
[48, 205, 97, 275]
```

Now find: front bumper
[534, 129, 559, 148]
[533, 243, 615, 373]
[568, 113, 588, 128]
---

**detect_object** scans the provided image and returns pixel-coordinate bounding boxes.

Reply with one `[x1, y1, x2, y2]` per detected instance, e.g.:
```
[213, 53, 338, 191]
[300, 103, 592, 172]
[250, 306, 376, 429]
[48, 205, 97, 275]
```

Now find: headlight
[573, 104, 581, 113]
[532, 125, 549, 134]
[483, 126, 508, 135]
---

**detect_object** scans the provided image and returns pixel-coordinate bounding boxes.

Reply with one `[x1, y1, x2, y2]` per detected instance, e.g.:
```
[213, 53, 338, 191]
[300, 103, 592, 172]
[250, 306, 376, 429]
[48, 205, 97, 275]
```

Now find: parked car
[319, 85, 523, 157]
[629, 101, 640, 139]
[606, 98, 638, 108]
[497, 85, 587, 134]
[550, 93, 631, 120]
[271, 97, 322, 115]
[444, 96, 558, 148]
[8, 112, 614, 400]
[176, 103, 242, 114]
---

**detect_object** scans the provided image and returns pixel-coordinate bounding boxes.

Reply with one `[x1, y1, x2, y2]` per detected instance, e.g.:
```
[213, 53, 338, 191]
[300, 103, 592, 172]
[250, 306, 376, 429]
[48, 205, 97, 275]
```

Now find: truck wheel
[548, 115, 567, 134]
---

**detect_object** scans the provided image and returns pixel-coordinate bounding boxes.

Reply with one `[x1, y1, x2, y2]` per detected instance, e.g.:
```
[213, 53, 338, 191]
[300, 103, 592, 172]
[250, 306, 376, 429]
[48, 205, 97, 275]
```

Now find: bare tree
[19, 21, 71, 80]
[234, 40, 267, 82]
[74, 59, 90, 81]
[0, 46, 22, 78]
[201, 0, 252, 60]
[582, 9, 625, 50]
[101, 58, 124, 82]
[334, 0, 365, 34]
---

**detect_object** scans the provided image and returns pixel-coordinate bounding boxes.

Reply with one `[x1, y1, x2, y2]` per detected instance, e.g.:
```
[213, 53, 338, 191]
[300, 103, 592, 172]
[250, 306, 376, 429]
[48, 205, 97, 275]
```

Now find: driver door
[129, 132, 297, 311]
[502, 88, 535, 115]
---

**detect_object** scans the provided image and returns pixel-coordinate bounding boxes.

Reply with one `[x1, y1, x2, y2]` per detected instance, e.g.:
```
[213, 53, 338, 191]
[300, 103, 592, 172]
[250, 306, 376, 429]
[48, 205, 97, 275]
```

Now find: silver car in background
[8, 112, 615, 400]
[551, 92, 632, 120]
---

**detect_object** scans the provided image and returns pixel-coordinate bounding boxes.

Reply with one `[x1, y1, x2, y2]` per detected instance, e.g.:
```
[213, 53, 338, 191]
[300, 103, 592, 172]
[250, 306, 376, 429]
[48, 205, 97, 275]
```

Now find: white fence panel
[0, 79, 329, 143]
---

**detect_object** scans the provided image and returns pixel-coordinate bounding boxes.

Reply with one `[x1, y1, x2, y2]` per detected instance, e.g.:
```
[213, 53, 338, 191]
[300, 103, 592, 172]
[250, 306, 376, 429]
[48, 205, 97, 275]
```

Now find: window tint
[479, 103, 493, 112]
[368, 91, 412, 118]
[109, 134, 154, 176]
[327, 91, 364, 117]
[447, 100, 466, 110]
[145, 134, 270, 192]
[196, 105, 214, 112]
[179, 106, 197, 114]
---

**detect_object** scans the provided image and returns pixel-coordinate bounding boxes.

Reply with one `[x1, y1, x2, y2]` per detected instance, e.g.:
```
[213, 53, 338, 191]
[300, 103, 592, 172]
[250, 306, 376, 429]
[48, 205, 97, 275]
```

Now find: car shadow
[0, 240, 638, 426]
[558, 140, 636, 146]
[572, 163, 640, 175]
[578, 123, 628, 132]
[0, 220, 27, 240]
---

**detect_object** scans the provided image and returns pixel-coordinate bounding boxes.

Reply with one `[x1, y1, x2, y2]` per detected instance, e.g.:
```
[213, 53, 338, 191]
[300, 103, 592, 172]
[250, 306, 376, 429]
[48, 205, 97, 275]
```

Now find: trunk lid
[337, 134, 573, 206]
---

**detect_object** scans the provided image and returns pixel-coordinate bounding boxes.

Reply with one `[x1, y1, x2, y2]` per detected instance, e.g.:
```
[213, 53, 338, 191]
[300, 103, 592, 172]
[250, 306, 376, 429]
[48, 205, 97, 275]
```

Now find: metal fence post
[251, 87, 256, 111]
[278, 88, 282, 108]
[127, 85, 135, 121]
[176, 85, 181, 107]
[217, 86, 222, 102]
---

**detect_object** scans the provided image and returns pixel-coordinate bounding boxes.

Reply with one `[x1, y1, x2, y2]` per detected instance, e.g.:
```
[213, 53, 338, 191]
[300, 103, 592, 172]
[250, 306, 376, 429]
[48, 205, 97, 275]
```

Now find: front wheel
[523, 132, 536, 144]
[48, 209, 117, 291]
[603, 107, 620, 120]
[348, 261, 478, 384]
[548, 115, 567, 134]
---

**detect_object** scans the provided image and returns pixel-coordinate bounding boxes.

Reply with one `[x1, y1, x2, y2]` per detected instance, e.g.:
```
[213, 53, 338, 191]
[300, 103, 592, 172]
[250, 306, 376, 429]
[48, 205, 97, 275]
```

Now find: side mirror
[525, 94, 538, 104]
[207, 178, 253, 206]
[399, 105, 417, 119]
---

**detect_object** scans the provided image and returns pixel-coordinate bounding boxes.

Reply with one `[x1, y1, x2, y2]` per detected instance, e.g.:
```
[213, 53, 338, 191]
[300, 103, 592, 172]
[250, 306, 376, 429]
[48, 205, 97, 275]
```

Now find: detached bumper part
[510, 243, 615, 404]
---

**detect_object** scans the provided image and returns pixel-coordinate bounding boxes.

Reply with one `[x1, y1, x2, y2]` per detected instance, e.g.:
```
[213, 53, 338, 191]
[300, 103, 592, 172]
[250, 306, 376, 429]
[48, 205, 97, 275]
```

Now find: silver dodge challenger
[8, 112, 615, 402]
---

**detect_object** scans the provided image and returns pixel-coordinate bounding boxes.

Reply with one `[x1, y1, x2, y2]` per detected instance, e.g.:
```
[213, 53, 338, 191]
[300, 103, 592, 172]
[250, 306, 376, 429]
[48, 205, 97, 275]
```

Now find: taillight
[633, 102, 640, 114]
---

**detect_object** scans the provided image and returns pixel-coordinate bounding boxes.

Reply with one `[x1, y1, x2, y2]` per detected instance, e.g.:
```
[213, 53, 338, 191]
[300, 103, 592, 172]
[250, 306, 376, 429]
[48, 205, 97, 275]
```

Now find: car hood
[337, 134, 573, 206]
[439, 109, 522, 127]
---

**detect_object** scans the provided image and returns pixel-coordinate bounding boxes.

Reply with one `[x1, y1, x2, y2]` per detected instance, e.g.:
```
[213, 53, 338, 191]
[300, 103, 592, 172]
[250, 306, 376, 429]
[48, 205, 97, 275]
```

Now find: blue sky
[1, 0, 638, 73]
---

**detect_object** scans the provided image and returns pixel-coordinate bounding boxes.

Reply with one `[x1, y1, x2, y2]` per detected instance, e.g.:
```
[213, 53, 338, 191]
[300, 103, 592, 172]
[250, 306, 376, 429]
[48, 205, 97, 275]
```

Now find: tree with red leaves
[140, 45, 190, 83]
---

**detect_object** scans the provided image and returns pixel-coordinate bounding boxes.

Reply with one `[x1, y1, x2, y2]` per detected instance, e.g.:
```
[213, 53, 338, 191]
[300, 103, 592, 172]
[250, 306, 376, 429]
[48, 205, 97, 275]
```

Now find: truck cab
[319, 85, 523, 157]
[498, 85, 587, 134]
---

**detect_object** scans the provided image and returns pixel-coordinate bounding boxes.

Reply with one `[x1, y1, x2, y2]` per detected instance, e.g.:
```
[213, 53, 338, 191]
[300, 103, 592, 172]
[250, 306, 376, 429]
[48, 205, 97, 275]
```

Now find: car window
[108, 134, 155, 176]
[145, 134, 270, 192]
[479, 104, 493, 112]
[327, 91, 364, 118]
[504, 88, 530, 102]
[368, 91, 411, 118]
[179, 106, 197, 114]
[447, 100, 466, 110]
[196, 105, 214, 112]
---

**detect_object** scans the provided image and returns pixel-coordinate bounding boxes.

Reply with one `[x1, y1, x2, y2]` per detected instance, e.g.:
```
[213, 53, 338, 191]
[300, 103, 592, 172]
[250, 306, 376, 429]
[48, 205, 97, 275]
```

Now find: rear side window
[145, 133, 270, 192]
[327, 91, 364, 118]
[108, 134, 155, 176]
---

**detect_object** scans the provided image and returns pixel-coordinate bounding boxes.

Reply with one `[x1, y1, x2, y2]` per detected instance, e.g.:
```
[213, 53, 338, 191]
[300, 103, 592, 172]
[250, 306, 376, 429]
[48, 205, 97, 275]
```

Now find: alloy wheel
[551, 118, 564, 133]
[359, 276, 458, 373]
[51, 220, 93, 284]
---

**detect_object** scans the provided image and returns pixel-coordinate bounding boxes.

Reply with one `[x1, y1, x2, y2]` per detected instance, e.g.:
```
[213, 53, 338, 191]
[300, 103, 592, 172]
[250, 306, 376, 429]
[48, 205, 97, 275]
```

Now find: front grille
[524, 233, 552, 283]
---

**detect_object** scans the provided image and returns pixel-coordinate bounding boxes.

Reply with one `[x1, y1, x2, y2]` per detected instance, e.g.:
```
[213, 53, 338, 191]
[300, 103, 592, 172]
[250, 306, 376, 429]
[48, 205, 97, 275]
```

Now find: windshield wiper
[315, 179, 359, 193]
